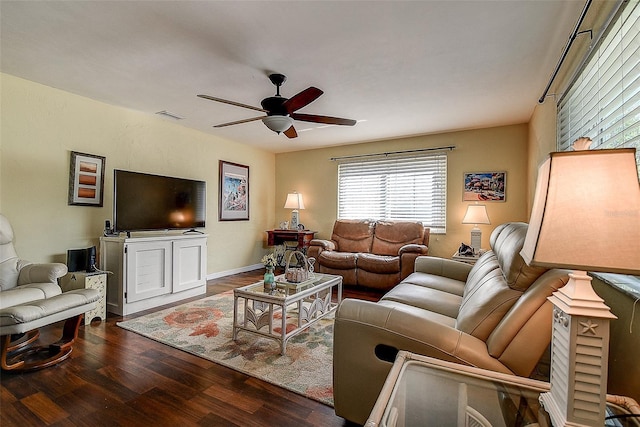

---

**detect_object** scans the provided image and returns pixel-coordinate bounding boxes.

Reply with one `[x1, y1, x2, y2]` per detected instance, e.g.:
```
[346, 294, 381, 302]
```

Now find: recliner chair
[332, 222, 570, 424]
[0, 213, 100, 371]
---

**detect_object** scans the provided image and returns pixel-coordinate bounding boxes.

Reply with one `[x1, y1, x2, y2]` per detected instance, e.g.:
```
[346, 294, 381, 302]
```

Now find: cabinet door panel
[173, 238, 207, 293]
[126, 241, 172, 302]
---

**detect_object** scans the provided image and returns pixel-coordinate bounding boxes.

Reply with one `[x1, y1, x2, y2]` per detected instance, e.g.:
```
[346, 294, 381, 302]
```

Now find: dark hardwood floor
[1, 270, 381, 427]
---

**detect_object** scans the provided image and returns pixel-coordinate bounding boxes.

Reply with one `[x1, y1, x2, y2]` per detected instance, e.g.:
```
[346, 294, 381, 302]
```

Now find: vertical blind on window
[337, 153, 447, 233]
[557, 0, 640, 171]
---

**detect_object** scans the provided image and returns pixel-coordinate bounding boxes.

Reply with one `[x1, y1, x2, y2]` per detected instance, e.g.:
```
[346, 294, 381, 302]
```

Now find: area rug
[116, 291, 335, 406]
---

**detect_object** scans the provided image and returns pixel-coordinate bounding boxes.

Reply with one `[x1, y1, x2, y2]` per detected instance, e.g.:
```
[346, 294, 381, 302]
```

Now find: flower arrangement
[261, 253, 277, 270]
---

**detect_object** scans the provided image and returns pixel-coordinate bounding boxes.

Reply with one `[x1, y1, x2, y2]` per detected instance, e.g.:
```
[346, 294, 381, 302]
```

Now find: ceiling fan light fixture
[262, 115, 293, 133]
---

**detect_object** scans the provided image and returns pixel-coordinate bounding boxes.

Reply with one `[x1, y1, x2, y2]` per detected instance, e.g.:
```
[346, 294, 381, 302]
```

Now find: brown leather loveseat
[307, 219, 429, 291]
[332, 222, 570, 424]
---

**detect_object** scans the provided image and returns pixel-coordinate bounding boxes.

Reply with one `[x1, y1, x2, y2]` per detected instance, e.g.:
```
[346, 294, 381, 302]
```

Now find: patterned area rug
[117, 290, 335, 406]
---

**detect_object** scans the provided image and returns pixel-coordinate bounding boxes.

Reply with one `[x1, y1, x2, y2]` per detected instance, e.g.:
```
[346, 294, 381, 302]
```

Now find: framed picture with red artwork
[68, 151, 105, 207]
[463, 171, 506, 202]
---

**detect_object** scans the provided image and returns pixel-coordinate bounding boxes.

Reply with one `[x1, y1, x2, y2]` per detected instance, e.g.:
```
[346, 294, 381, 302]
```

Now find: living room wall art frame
[219, 160, 249, 221]
[463, 171, 506, 202]
[68, 151, 106, 207]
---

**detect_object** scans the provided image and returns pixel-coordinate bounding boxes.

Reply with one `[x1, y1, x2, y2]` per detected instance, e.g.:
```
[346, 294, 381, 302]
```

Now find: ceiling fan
[198, 73, 356, 139]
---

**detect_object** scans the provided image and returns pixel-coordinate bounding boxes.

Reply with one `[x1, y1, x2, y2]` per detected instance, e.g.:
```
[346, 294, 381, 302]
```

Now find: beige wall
[1, 73, 275, 276]
[275, 124, 530, 258]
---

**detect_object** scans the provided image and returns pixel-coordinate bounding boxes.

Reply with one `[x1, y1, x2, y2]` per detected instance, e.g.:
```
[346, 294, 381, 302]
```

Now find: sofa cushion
[377, 299, 457, 327]
[357, 270, 400, 290]
[400, 271, 466, 297]
[0, 282, 62, 309]
[332, 219, 375, 253]
[357, 253, 400, 274]
[371, 221, 425, 256]
[0, 257, 21, 291]
[455, 254, 523, 340]
[486, 269, 569, 362]
[381, 282, 462, 318]
[490, 222, 547, 291]
[317, 251, 357, 270]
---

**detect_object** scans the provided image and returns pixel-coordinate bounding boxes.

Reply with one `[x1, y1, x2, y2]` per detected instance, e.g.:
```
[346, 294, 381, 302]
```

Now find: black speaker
[67, 246, 97, 272]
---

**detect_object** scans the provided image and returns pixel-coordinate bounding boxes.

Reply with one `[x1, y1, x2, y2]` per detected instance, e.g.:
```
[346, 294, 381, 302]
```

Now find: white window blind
[557, 0, 640, 292]
[337, 152, 447, 233]
[557, 0, 640, 174]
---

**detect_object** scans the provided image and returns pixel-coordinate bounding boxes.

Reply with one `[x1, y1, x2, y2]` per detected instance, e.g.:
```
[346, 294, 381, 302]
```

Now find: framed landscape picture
[463, 171, 506, 202]
[68, 151, 105, 207]
[219, 160, 249, 221]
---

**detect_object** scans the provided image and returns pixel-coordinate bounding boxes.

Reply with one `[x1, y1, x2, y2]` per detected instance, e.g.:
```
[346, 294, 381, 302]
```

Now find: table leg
[232, 294, 239, 340]
[281, 303, 287, 355]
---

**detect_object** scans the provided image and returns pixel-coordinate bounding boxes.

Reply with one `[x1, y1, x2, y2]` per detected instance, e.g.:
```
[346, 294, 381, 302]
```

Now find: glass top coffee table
[232, 273, 342, 355]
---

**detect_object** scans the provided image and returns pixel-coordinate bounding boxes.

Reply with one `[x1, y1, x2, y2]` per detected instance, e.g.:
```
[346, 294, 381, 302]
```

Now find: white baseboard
[207, 264, 262, 280]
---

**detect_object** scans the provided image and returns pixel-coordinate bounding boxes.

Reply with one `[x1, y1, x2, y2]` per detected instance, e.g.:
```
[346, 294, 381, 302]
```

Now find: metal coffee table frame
[232, 273, 342, 355]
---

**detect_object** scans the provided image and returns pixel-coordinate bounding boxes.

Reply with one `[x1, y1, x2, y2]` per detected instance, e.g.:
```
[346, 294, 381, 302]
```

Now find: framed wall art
[68, 151, 106, 207]
[463, 171, 506, 202]
[219, 160, 249, 221]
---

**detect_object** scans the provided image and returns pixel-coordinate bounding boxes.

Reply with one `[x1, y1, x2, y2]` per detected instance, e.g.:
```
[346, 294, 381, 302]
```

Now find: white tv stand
[100, 233, 208, 316]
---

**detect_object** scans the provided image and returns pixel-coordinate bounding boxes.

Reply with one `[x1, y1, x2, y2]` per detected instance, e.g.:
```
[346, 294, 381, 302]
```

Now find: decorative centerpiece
[285, 251, 311, 283]
[261, 252, 277, 293]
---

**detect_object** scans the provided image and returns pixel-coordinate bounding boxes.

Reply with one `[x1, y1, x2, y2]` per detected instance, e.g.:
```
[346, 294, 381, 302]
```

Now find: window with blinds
[557, 0, 640, 173]
[557, 0, 640, 291]
[337, 152, 447, 233]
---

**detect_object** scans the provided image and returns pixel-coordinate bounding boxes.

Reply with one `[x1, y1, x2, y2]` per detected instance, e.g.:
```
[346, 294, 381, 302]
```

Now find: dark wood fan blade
[283, 87, 323, 114]
[198, 94, 267, 113]
[213, 116, 264, 128]
[291, 113, 356, 126]
[284, 125, 298, 139]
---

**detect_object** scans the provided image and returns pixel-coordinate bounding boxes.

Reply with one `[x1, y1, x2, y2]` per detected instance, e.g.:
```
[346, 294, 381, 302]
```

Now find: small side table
[452, 251, 481, 265]
[267, 229, 317, 267]
[59, 271, 107, 323]
[266, 229, 316, 252]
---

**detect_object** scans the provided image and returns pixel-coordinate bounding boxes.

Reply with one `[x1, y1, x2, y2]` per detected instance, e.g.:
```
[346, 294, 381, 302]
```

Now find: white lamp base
[539, 270, 616, 427]
[470, 227, 481, 253]
[289, 210, 299, 230]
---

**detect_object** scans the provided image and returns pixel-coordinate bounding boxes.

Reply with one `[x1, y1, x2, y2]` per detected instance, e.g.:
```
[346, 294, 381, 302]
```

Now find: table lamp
[461, 203, 490, 253]
[521, 139, 640, 427]
[284, 192, 305, 230]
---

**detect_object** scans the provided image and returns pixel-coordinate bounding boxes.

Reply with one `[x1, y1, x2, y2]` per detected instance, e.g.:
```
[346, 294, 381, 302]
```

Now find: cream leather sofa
[332, 222, 570, 424]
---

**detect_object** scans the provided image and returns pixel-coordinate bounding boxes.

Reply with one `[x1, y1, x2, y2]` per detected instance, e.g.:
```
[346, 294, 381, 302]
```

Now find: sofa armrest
[398, 245, 429, 280]
[413, 256, 472, 282]
[398, 243, 428, 255]
[309, 239, 336, 251]
[307, 239, 336, 260]
[333, 298, 513, 424]
[18, 263, 68, 286]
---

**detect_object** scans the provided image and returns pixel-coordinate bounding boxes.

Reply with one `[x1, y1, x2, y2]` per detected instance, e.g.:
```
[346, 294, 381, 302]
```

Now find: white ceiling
[0, 1, 584, 153]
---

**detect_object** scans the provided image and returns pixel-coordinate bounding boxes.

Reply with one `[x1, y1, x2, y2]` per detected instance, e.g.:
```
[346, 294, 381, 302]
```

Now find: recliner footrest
[0, 289, 100, 371]
[0, 288, 100, 336]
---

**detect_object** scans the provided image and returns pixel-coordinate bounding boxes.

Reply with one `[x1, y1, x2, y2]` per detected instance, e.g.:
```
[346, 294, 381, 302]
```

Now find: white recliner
[0, 213, 100, 371]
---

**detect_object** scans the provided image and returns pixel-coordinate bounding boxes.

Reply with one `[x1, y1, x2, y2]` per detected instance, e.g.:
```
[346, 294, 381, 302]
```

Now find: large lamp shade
[521, 148, 640, 274]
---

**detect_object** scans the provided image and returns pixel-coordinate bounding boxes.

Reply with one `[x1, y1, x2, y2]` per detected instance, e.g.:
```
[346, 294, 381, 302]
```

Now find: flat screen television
[114, 169, 206, 232]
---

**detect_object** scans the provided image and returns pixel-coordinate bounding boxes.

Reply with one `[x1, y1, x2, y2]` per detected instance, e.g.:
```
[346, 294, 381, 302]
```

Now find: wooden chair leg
[1, 314, 84, 372]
